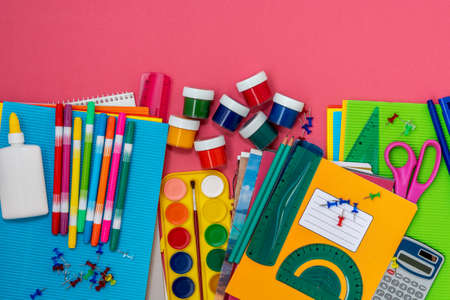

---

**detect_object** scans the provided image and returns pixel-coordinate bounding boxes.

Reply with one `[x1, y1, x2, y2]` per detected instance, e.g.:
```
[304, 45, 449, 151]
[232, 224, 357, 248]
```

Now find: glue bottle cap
[8, 113, 24, 144]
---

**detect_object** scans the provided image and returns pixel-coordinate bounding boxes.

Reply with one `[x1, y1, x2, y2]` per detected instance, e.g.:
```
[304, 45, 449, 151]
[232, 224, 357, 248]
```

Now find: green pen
[77, 102, 95, 232]
[110, 121, 135, 251]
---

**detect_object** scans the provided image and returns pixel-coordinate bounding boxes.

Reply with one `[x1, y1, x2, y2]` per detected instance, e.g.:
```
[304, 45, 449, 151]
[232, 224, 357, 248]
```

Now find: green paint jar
[239, 111, 277, 149]
[182, 87, 215, 119]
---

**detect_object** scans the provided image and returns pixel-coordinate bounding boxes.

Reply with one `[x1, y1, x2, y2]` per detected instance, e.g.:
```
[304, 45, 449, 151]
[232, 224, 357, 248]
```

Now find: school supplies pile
[0, 102, 168, 299]
[327, 99, 450, 298]
[225, 141, 417, 299]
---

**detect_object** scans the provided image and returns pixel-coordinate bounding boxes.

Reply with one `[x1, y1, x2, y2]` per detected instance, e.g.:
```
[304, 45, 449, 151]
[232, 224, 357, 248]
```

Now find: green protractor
[276, 244, 363, 300]
[345, 107, 379, 174]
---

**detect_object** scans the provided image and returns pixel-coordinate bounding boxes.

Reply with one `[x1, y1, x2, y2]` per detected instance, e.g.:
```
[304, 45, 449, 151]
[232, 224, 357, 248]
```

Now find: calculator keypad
[372, 272, 429, 300]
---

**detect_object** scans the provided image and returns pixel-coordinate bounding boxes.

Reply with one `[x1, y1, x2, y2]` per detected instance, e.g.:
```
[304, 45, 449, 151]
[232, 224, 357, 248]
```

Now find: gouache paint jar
[167, 115, 200, 149]
[194, 135, 227, 169]
[268, 92, 304, 128]
[182, 87, 215, 119]
[239, 112, 277, 149]
[212, 94, 250, 132]
[236, 71, 272, 108]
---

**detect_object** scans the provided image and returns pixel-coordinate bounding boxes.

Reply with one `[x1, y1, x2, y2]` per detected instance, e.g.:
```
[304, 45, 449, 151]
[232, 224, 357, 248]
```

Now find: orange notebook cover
[226, 157, 416, 300]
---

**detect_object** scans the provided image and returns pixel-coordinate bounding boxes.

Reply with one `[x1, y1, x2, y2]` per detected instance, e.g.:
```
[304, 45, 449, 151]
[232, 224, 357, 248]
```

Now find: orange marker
[91, 117, 116, 246]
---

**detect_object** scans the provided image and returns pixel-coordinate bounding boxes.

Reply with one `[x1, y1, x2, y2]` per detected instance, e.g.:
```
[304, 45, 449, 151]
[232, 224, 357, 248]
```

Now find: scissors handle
[407, 140, 441, 203]
[384, 142, 417, 198]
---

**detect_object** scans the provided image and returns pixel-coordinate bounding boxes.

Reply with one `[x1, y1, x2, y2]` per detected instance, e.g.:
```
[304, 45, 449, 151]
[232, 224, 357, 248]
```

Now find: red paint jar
[236, 71, 272, 108]
[194, 135, 226, 169]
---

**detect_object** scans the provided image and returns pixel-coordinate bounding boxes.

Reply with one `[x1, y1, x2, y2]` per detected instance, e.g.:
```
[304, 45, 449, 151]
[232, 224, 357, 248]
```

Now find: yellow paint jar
[167, 115, 200, 149]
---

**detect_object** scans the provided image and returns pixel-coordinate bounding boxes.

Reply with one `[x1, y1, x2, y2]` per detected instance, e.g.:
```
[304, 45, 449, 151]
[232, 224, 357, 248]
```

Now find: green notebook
[343, 100, 450, 298]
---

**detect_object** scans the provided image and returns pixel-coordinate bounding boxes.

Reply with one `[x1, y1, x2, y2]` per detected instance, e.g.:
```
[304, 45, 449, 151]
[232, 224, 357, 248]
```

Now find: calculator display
[398, 253, 432, 274]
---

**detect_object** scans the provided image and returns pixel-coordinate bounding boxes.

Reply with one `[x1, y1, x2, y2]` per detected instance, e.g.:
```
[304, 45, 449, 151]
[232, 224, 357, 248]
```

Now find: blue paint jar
[212, 95, 250, 132]
[172, 276, 195, 298]
[170, 252, 193, 274]
[268, 93, 304, 128]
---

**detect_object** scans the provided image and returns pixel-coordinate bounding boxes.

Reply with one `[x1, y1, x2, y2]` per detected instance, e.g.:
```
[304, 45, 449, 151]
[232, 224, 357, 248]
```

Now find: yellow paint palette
[160, 170, 232, 300]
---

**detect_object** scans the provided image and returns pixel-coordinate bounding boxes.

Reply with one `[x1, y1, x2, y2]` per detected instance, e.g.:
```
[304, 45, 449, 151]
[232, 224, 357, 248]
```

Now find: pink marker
[60, 105, 72, 235]
[100, 113, 126, 242]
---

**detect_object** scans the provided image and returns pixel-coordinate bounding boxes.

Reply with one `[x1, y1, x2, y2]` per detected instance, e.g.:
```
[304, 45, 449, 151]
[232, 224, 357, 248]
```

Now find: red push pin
[85, 260, 97, 270]
[337, 211, 345, 227]
[387, 113, 399, 124]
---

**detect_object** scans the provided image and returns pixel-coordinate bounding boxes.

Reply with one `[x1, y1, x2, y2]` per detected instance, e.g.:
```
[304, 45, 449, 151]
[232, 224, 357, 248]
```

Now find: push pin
[52, 263, 64, 272]
[67, 276, 82, 289]
[95, 280, 107, 292]
[104, 274, 113, 282]
[364, 192, 380, 200]
[402, 121, 416, 136]
[352, 202, 359, 220]
[306, 109, 313, 127]
[96, 243, 104, 262]
[301, 124, 312, 135]
[321, 200, 338, 208]
[110, 277, 117, 286]
[89, 272, 99, 288]
[53, 248, 69, 266]
[118, 250, 134, 260]
[101, 267, 111, 278]
[387, 113, 399, 124]
[83, 269, 94, 280]
[337, 210, 345, 227]
[338, 198, 351, 205]
[85, 260, 97, 270]
[391, 257, 399, 269]
[30, 288, 46, 299]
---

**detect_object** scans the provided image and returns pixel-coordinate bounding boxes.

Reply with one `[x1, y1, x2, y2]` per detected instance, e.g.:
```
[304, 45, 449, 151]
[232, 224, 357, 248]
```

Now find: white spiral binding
[58, 92, 136, 107]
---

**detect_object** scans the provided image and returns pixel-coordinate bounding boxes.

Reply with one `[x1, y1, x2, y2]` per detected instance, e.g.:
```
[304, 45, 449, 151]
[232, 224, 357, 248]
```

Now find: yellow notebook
[226, 148, 416, 300]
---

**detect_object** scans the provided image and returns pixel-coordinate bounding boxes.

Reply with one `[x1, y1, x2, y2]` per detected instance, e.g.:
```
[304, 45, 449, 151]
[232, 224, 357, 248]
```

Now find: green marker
[77, 102, 95, 232]
[110, 121, 135, 251]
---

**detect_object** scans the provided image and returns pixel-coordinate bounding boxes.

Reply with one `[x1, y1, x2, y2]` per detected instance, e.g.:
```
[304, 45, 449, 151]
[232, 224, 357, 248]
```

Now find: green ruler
[246, 142, 322, 266]
[276, 244, 363, 300]
[345, 107, 380, 174]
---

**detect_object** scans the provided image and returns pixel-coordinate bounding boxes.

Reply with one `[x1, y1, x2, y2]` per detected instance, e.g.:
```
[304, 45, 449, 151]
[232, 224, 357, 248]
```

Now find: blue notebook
[0, 102, 168, 299]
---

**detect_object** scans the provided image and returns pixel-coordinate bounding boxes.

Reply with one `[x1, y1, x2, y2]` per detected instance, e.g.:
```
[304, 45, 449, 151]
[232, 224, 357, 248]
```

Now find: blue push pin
[339, 198, 350, 205]
[302, 124, 312, 135]
[322, 201, 338, 208]
[351, 202, 359, 214]
[90, 271, 99, 284]
[306, 116, 313, 127]
[30, 288, 46, 299]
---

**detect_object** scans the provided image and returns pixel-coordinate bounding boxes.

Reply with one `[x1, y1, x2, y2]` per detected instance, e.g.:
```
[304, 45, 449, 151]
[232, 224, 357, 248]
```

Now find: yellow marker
[68, 118, 82, 248]
[9, 113, 21, 133]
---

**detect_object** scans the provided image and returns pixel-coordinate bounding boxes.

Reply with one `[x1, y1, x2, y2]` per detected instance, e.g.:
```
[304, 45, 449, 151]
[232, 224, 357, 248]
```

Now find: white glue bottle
[0, 113, 48, 219]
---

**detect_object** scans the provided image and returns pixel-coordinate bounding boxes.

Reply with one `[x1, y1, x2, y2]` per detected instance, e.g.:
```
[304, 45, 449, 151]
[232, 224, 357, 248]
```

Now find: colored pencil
[68, 118, 82, 248]
[100, 113, 127, 243]
[229, 137, 292, 263]
[83, 114, 108, 244]
[60, 105, 72, 235]
[77, 102, 96, 232]
[90, 116, 116, 246]
[110, 121, 135, 251]
[427, 99, 450, 174]
[191, 180, 204, 300]
[51, 104, 64, 235]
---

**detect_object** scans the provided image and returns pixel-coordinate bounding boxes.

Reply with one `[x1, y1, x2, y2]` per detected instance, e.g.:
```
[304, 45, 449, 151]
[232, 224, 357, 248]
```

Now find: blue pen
[427, 100, 450, 175]
[438, 97, 450, 135]
[83, 114, 108, 243]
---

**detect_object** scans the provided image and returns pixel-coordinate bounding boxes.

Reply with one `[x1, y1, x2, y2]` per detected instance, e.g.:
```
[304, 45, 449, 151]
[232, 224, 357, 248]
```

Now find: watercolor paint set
[159, 170, 232, 300]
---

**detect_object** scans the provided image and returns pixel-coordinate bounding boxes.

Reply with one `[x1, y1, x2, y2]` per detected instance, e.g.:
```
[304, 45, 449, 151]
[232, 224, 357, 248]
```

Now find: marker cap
[125, 121, 135, 144]
[105, 117, 117, 139]
[86, 102, 95, 124]
[56, 104, 64, 126]
[64, 105, 72, 127]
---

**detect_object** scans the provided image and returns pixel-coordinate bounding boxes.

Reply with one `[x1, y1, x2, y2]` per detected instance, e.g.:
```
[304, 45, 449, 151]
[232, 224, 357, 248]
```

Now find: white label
[299, 189, 373, 252]
[103, 139, 113, 156]
[113, 135, 123, 153]
[112, 213, 122, 229]
[85, 124, 94, 134]
[69, 215, 77, 226]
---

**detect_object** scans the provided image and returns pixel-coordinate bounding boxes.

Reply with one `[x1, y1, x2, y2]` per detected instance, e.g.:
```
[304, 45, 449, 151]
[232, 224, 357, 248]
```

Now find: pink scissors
[384, 140, 442, 203]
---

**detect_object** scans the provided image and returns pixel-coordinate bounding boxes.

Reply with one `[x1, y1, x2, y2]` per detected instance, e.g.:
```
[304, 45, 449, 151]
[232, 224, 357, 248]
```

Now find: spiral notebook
[64, 92, 136, 106]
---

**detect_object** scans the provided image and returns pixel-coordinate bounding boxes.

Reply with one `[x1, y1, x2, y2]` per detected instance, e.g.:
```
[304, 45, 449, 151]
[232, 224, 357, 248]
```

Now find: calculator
[372, 236, 444, 300]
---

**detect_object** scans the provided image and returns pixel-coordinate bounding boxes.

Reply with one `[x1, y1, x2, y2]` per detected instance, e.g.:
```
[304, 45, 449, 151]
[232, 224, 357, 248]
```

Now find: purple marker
[60, 105, 72, 235]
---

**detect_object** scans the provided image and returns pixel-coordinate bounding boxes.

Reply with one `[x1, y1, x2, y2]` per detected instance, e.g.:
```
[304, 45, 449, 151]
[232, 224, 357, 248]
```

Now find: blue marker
[83, 114, 108, 244]
[427, 100, 450, 175]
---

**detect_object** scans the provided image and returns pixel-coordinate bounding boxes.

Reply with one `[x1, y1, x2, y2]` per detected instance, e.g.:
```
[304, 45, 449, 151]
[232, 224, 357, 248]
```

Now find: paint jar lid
[194, 135, 226, 151]
[273, 93, 304, 112]
[219, 94, 250, 117]
[183, 87, 215, 101]
[236, 71, 268, 92]
[169, 115, 200, 131]
[239, 111, 267, 139]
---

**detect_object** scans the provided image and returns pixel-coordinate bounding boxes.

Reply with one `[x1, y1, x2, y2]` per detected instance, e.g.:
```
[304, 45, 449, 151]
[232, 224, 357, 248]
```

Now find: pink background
[1, 0, 450, 183]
